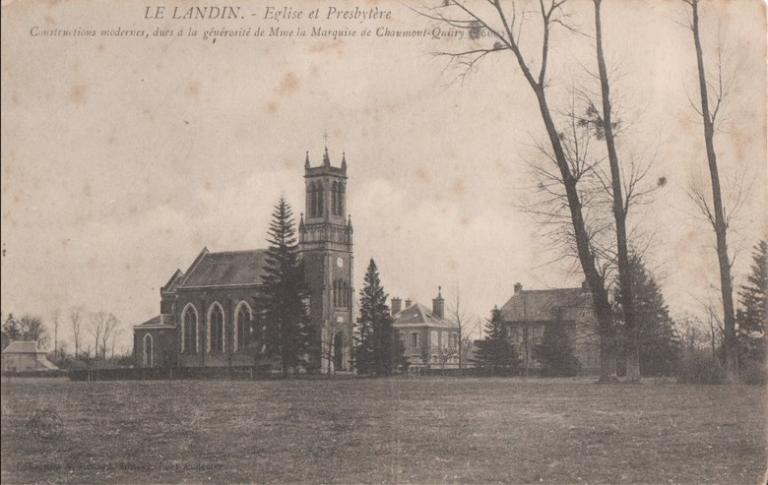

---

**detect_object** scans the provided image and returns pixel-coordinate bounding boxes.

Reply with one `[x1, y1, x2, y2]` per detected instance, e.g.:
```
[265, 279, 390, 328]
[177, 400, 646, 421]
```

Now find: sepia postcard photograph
[1, 0, 766, 483]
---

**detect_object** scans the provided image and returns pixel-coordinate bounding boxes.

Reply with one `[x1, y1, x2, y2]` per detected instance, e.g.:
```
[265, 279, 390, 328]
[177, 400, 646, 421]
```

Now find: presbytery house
[498, 282, 601, 375]
[133, 147, 354, 372]
[392, 288, 460, 368]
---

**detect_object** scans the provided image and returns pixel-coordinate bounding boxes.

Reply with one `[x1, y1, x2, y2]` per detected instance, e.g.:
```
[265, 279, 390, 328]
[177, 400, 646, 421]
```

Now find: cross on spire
[322, 130, 330, 166]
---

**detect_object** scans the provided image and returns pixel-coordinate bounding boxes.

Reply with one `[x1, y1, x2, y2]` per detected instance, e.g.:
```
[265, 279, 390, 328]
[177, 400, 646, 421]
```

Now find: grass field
[1, 376, 765, 484]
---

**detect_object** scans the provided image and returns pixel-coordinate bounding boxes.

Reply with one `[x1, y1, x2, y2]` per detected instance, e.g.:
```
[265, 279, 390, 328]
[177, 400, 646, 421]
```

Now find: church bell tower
[298, 145, 354, 372]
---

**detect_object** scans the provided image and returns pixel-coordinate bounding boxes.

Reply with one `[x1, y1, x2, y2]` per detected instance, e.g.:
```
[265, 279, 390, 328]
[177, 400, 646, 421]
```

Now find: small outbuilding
[1, 341, 58, 373]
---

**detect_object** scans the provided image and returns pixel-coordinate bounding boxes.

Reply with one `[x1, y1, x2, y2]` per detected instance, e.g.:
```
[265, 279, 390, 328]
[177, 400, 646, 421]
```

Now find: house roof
[2, 341, 44, 354]
[499, 287, 591, 322]
[177, 248, 268, 289]
[393, 303, 458, 330]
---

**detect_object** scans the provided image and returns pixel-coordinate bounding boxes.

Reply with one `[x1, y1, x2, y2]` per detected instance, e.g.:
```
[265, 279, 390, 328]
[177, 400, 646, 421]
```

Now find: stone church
[133, 147, 354, 372]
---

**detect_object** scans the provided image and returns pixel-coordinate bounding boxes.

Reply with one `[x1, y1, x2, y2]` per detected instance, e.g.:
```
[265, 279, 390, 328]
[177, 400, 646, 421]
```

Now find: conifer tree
[354, 259, 401, 375]
[614, 254, 681, 376]
[472, 307, 519, 375]
[737, 240, 767, 363]
[257, 198, 311, 377]
[533, 319, 582, 377]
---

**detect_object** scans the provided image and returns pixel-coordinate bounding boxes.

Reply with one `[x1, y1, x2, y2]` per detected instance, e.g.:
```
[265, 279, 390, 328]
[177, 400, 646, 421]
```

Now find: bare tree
[419, 0, 618, 381]
[69, 307, 83, 357]
[99, 314, 119, 360]
[437, 341, 458, 369]
[705, 305, 723, 360]
[581, 0, 641, 381]
[52, 309, 60, 358]
[448, 286, 468, 369]
[683, 0, 738, 382]
[322, 321, 341, 377]
[88, 311, 107, 359]
[111, 328, 121, 359]
[448, 289, 481, 369]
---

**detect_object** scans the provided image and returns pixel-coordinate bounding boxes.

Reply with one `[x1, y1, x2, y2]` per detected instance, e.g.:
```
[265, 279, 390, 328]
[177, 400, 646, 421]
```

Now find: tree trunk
[458, 325, 463, 370]
[593, 0, 640, 382]
[533, 86, 618, 383]
[447, 2, 618, 383]
[689, 0, 738, 382]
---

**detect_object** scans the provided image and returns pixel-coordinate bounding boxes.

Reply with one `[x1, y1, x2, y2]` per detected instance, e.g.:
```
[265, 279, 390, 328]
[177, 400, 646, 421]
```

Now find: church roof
[393, 303, 458, 330]
[178, 248, 268, 288]
[161, 269, 185, 293]
[499, 287, 590, 322]
[135, 315, 176, 328]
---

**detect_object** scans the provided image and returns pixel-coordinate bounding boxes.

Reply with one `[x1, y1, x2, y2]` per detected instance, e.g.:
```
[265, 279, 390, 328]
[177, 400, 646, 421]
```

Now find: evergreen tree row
[254, 198, 407, 376]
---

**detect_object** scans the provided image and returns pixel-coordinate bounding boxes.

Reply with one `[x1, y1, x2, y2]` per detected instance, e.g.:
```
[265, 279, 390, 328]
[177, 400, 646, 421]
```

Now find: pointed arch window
[316, 182, 324, 216]
[331, 181, 339, 216]
[182, 305, 198, 354]
[235, 302, 252, 352]
[143, 334, 154, 367]
[208, 303, 225, 354]
[308, 182, 317, 217]
[338, 182, 345, 216]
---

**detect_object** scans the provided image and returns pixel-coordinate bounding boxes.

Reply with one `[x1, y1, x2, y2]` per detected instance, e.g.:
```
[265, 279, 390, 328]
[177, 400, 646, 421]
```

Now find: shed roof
[2, 341, 44, 354]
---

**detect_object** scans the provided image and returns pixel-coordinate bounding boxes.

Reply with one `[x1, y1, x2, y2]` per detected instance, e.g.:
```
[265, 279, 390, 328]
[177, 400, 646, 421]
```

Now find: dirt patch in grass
[1, 377, 765, 484]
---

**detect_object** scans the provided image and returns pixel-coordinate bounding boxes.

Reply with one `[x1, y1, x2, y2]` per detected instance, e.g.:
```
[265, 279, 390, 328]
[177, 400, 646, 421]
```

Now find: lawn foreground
[1, 376, 765, 484]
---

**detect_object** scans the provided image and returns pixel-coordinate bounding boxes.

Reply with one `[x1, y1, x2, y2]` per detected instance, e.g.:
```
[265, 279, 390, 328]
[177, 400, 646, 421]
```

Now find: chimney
[404, 298, 413, 309]
[514, 282, 523, 294]
[432, 286, 445, 319]
[581, 280, 589, 291]
[391, 297, 402, 316]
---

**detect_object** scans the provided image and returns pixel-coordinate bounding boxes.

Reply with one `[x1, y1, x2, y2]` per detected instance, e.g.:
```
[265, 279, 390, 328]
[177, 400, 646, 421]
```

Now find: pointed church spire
[305, 151, 310, 169]
[299, 212, 305, 229]
[323, 146, 331, 167]
[341, 151, 347, 172]
[323, 129, 331, 167]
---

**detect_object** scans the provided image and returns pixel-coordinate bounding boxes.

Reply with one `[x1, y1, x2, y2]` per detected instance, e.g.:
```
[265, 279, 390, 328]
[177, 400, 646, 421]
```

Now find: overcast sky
[2, 0, 765, 353]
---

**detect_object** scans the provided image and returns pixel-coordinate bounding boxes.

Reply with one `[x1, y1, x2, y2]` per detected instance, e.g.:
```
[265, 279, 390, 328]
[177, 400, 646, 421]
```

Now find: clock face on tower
[336, 257, 344, 268]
